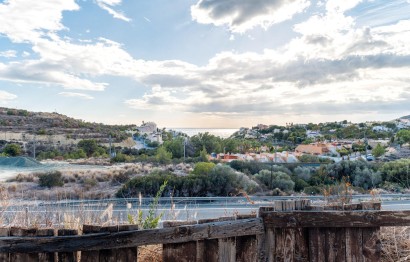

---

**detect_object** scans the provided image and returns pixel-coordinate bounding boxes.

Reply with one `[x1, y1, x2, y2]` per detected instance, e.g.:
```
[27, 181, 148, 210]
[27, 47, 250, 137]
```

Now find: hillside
[0, 107, 134, 143]
[400, 115, 410, 120]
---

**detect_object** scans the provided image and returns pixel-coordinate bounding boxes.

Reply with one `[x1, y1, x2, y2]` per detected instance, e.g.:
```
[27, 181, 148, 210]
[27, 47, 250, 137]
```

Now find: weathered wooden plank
[81, 225, 101, 262]
[0, 228, 9, 262]
[99, 225, 139, 262]
[236, 235, 257, 262]
[204, 239, 219, 262]
[218, 237, 236, 262]
[9, 227, 38, 262]
[346, 228, 363, 262]
[163, 221, 197, 262]
[37, 229, 55, 262]
[57, 229, 78, 262]
[362, 227, 381, 261]
[308, 227, 325, 262]
[325, 228, 346, 262]
[294, 228, 309, 262]
[261, 210, 410, 227]
[0, 218, 263, 253]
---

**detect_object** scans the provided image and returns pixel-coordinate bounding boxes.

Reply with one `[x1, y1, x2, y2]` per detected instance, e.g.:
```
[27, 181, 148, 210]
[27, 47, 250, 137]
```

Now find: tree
[155, 147, 172, 164]
[3, 143, 22, 156]
[192, 162, 215, 176]
[397, 130, 410, 147]
[254, 170, 295, 192]
[38, 171, 64, 188]
[372, 143, 385, 158]
[199, 146, 209, 162]
[77, 139, 98, 157]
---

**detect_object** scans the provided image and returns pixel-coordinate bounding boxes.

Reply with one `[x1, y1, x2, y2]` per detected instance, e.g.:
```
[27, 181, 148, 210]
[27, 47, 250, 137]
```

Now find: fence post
[0, 227, 9, 261]
[99, 225, 139, 261]
[81, 225, 101, 262]
[9, 227, 38, 262]
[162, 220, 198, 262]
[235, 214, 258, 262]
[57, 229, 79, 262]
[259, 200, 311, 262]
[361, 202, 382, 261]
[36, 228, 55, 262]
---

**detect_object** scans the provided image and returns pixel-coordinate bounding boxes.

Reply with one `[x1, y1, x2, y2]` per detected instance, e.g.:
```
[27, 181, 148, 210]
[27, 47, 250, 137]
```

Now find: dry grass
[381, 226, 410, 262]
[138, 245, 162, 262]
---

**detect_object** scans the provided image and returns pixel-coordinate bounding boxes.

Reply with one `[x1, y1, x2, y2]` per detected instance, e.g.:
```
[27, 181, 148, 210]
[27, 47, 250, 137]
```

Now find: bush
[303, 186, 323, 195]
[3, 143, 22, 156]
[38, 171, 64, 188]
[192, 162, 215, 176]
[254, 170, 295, 192]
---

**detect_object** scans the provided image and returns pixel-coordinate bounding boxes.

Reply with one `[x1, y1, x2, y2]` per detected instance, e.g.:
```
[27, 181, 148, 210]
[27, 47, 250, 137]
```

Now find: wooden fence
[0, 200, 409, 261]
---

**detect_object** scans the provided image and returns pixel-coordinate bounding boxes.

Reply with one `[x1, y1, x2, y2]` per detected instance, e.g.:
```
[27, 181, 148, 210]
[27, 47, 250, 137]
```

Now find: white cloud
[59, 92, 94, 100]
[0, 90, 17, 101]
[191, 0, 310, 33]
[0, 50, 17, 58]
[96, 0, 131, 22]
[0, 0, 79, 43]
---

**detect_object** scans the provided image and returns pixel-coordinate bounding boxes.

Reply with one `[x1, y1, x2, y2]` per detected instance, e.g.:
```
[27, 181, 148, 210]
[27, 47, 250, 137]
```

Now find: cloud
[0, 0, 79, 43]
[59, 92, 94, 100]
[0, 90, 17, 101]
[125, 4, 410, 121]
[0, 50, 17, 58]
[191, 0, 310, 33]
[96, 0, 131, 22]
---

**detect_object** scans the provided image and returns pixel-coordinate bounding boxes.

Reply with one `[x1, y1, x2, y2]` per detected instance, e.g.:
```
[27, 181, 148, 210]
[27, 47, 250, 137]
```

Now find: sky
[0, 0, 409, 128]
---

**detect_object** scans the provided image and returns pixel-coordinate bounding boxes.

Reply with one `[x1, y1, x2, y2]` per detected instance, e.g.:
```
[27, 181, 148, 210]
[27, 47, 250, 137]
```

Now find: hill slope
[0, 107, 134, 142]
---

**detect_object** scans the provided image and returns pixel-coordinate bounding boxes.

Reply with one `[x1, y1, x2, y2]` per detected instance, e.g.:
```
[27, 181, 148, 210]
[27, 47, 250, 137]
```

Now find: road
[3, 195, 410, 224]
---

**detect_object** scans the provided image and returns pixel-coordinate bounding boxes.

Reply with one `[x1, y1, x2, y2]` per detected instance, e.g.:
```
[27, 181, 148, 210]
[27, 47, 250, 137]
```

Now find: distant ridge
[400, 115, 410, 120]
[0, 156, 42, 168]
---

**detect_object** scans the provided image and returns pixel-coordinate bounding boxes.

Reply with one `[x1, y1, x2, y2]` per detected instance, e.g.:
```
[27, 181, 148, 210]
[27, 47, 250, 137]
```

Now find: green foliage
[155, 147, 172, 164]
[199, 146, 208, 162]
[38, 171, 64, 188]
[380, 159, 410, 188]
[303, 186, 323, 195]
[111, 152, 133, 163]
[229, 160, 270, 175]
[163, 137, 185, 158]
[397, 130, 410, 146]
[3, 143, 22, 156]
[254, 170, 295, 192]
[372, 143, 385, 158]
[192, 162, 215, 176]
[117, 165, 259, 197]
[64, 149, 87, 159]
[298, 154, 320, 163]
[190, 132, 222, 156]
[77, 139, 99, 157]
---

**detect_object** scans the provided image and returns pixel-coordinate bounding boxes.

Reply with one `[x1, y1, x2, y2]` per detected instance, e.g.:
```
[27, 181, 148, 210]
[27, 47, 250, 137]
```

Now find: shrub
[303, 186, 323, 195]
[38, 171, 64, 188]
[3, 143, 22, 156]
[254, 170, 295, 192]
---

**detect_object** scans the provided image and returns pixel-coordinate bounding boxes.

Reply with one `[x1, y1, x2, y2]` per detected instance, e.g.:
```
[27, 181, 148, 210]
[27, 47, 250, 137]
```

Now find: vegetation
[38, 171, 64, 188]
[2, 143, 22, 156]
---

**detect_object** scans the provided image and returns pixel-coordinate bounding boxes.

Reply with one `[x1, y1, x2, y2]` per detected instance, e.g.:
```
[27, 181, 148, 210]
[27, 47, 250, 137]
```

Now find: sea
[167, 128, 238, 139]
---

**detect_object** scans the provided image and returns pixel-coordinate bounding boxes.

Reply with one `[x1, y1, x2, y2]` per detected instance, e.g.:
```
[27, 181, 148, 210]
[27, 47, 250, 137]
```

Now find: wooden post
[163, 220, 198, 262]
[36, 229, 55, 262]
[57, 229, 79, 262]
[260, 200, 311, 262]
[9, 227, 38, 262]
[0, 228, 9, 262]
[81, 225, 101, 262]
[99, 225, 139, 262]
[236, 214, 258, 262]
[361, 202, 381, 261]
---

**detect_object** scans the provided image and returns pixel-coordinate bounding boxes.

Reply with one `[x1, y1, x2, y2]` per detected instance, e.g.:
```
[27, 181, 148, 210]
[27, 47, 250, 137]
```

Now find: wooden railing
[0, 200, 409, 261]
